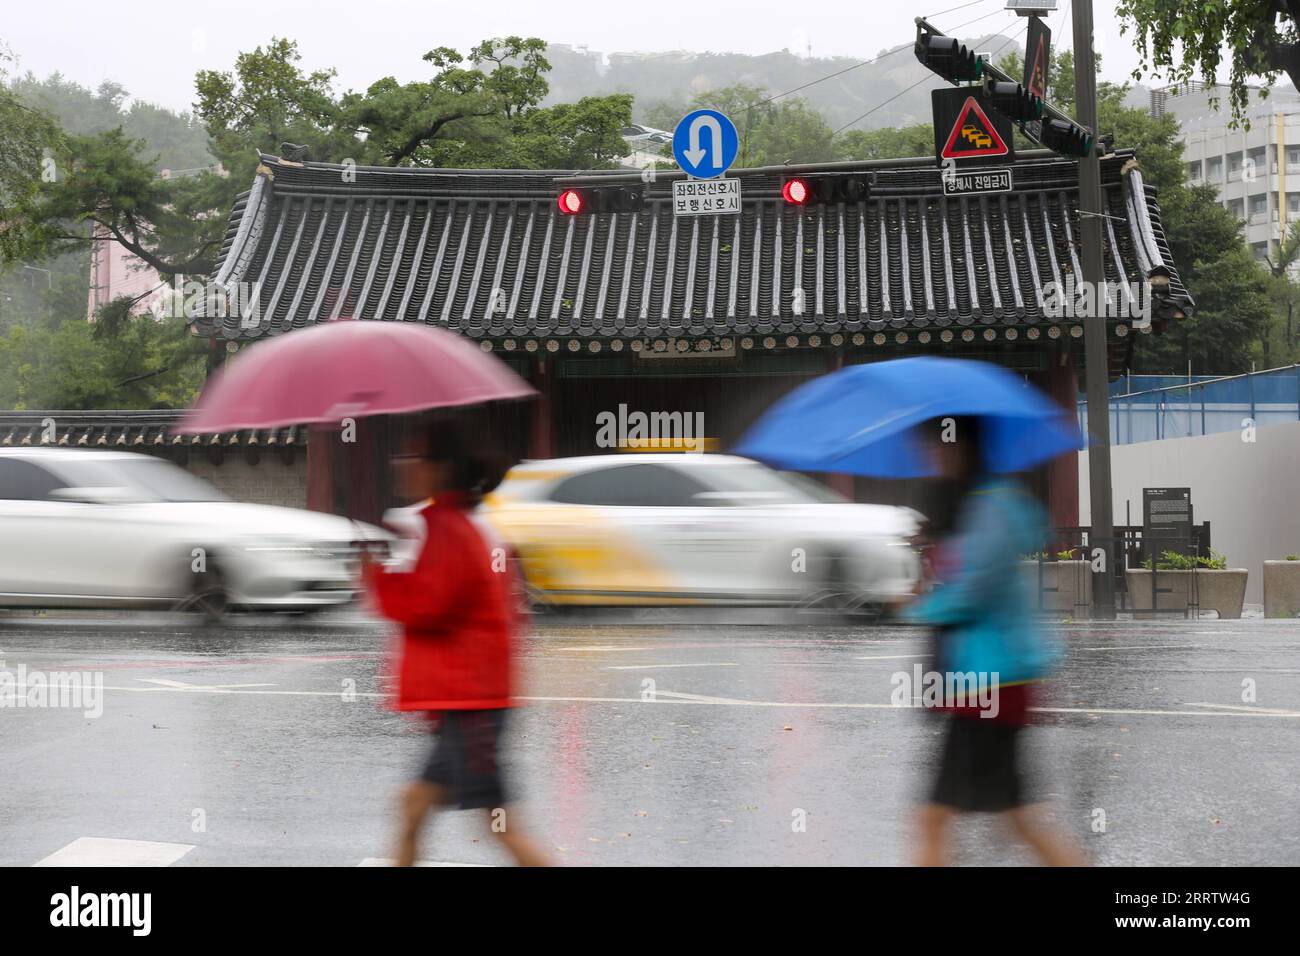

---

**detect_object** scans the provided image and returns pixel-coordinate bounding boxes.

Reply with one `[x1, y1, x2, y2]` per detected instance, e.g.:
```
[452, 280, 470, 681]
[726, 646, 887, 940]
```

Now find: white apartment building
[1153, 81, 1300, 265]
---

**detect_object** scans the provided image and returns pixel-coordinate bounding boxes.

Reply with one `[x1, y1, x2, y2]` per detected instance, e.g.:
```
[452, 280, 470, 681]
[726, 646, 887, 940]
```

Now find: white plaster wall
[1079, 421, 1300, 605]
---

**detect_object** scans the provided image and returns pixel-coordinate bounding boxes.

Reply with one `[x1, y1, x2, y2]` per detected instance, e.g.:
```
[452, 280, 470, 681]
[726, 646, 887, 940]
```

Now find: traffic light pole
[1072, 0, 1117, 619]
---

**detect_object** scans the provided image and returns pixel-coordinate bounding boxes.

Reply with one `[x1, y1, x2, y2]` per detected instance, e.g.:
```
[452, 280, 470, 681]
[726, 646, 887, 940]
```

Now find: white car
[386, 454, 921, 609]
[0, 448, 391, 618]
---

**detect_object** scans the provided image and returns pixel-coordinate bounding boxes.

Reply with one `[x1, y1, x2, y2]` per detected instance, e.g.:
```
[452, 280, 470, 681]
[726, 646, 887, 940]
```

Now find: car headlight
[240, 538, 317, 555]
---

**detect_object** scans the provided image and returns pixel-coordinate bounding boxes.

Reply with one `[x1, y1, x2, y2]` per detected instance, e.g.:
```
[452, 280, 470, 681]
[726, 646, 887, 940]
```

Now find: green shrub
[1197, 549, 1228, 570]
[1141, 549, 1227, 570]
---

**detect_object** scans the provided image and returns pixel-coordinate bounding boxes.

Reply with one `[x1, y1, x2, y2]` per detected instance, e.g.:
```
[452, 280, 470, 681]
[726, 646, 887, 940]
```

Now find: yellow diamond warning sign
[932, 87, 1015, 167]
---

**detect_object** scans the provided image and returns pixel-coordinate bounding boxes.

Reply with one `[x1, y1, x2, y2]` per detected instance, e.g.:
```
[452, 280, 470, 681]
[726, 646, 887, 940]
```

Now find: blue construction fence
[1078, 365, 1300, 444]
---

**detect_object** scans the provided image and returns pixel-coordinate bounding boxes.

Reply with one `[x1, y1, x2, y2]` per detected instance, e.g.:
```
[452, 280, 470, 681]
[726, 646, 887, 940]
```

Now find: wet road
[2, 609, 1297, 866]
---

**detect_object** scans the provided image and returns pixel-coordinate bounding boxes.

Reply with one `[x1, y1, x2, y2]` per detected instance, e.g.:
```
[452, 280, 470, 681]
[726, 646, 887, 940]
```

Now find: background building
[1155, 81, 1300, 265]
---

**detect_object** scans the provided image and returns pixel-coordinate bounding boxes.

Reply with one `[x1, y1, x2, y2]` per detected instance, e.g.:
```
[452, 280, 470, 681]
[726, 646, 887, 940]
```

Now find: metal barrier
[1032, 523, 1212, 616]
[1079, 364, 1300, 445]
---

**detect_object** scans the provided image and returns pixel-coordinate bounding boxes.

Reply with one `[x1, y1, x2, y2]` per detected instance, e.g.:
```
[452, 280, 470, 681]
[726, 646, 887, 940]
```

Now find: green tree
[7, 72, 212, 171]
[645, 85, 836, 166]
[194, 37, 351, 182]
[17, 128, 228, 276]
[834, 125, 933, 161]
[0, 299, 205, 410]
[1261, 220, 1300, 362]
[5, 36, 630, 280]
[1115, 0, 1300, 127]
[1132, 184, 1274, 373]
[513, 95, 634, 169]
[0, 47, 64, 263]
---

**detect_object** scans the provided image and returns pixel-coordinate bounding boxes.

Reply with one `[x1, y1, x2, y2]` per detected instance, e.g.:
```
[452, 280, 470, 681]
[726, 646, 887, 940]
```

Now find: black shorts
[419, 709, 511, 810]
[930, 714, 1028, 813]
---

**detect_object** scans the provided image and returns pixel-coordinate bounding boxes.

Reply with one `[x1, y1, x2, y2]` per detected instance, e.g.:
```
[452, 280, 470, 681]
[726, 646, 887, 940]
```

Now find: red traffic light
[781, 174, 870, 206]
[557, 189, 585, 215]
[782, 178, 811, 205]
[556, 186, 645, 214]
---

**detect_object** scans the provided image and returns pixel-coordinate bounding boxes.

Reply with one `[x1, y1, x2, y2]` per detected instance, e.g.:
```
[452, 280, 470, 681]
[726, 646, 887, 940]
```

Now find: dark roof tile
[196, 150, 1193, 340]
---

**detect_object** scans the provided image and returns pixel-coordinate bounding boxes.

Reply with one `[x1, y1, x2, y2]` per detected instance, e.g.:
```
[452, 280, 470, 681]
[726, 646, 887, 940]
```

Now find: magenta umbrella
[180, 322, 536, 433]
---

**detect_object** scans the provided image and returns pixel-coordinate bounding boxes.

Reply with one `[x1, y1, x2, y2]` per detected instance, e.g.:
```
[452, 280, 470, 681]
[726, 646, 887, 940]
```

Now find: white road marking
[606, 662, 738, 670]
[357, 857, 490, 867]
[854, 654, 931, 660]
[58, 683, 1300, 719]
[1185, 702, 1300, 716]
[1035, 705, 1300, 718]
[1076, 644, 1204, 651]
[137, 678, 276, 692]
[651, 689, 755, 705]
[34, 837, 195, 867]
[553, 646, 654, 653]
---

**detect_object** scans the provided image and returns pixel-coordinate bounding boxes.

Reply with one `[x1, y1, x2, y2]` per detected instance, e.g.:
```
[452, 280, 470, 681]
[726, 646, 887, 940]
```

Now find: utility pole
[1073, 0, 1116, 618]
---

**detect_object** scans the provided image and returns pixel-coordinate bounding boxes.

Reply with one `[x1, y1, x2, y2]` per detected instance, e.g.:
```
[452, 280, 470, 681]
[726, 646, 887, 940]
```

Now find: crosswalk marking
[34, 837, 195, 867]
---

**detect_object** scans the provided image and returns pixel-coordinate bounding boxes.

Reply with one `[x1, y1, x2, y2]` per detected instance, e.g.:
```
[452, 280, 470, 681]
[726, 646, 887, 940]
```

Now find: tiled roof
[0, 410, 306, 463]
[196, 149, 1192, 343]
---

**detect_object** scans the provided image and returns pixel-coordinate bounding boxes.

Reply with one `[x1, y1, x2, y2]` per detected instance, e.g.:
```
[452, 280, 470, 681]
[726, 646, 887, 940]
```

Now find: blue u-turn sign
[672, 109, 739, 180]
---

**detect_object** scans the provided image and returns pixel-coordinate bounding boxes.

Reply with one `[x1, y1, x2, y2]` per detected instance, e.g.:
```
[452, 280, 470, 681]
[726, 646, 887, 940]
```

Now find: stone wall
[185, 455, 309, 510]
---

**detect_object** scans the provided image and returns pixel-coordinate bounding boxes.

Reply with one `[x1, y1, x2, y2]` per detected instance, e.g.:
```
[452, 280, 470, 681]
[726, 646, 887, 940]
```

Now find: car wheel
[509, 555, 554, 616]
[175, 555, 229, 624]
[798, 549, 869, 616]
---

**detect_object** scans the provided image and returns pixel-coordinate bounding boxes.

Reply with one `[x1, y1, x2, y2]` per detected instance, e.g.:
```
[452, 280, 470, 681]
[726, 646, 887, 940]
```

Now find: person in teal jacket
[900, 416, 1085, 867]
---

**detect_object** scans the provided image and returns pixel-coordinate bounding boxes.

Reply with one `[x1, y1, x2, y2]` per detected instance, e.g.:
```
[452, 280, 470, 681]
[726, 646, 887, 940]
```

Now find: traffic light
[556, 186, 645, 215]
[557, 189, 586, 215]
[914, 32, 982, 84]
[781, 174, 871, 206]
[1038, 117, 1093, 157]
[986, 81, 1043, 121]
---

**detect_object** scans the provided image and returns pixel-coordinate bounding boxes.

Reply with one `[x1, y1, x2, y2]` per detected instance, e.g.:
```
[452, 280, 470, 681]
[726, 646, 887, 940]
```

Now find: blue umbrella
[735, 356, 1083, 478]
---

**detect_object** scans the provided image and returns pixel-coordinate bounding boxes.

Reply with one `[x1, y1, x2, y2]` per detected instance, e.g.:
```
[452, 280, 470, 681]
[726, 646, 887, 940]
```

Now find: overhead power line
[759, 0, 1007, 108]
[831, 16, 1030, 135]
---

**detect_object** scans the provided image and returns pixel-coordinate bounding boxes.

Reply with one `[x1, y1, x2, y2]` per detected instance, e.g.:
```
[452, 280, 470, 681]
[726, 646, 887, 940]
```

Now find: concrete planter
[1021, 560, 1093, 617]
[1263, 561, 1300, 618]
[1124, 568, 1248, 619]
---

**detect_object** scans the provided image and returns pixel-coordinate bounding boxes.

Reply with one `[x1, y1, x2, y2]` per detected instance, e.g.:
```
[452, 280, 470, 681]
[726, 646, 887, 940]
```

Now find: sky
[3, 0, 1153, 116]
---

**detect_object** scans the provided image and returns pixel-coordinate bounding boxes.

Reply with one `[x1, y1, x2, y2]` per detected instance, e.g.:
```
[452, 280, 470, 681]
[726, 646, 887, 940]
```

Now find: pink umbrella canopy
[181, 321, 536, 433]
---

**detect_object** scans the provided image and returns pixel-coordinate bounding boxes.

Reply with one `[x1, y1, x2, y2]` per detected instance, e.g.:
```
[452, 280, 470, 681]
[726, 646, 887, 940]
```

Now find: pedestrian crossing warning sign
[932, 87, 1015, 167]
[940, 97, 1009, 159]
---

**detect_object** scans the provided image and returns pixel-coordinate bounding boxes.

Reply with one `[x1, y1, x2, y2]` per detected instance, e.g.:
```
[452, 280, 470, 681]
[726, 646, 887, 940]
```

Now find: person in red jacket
[363, 417, 548, 867]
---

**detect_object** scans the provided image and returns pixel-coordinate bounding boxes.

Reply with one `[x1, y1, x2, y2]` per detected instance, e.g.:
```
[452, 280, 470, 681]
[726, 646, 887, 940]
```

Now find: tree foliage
[645, 86, 836, 166]
[5, 36, 632, 279]
[834, 125, 933, 162]
[0, 47, 64, 264]
[1115, 0, 1300, 127]
[0, 298, 206, 409]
